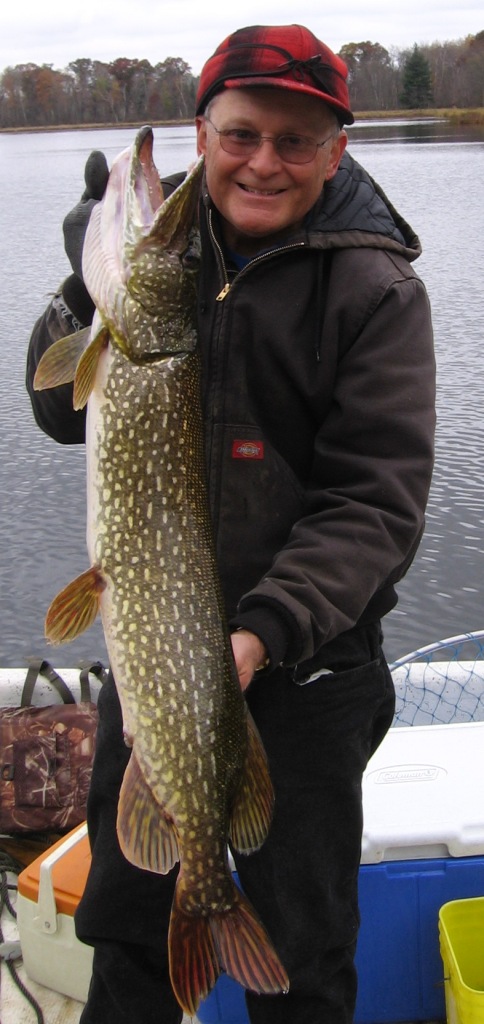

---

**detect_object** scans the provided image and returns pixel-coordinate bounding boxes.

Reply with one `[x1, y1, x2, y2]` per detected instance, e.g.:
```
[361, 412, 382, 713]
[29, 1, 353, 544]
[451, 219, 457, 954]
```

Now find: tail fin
[168, 895, 220, 1017]
[169, 880, 289, 1016]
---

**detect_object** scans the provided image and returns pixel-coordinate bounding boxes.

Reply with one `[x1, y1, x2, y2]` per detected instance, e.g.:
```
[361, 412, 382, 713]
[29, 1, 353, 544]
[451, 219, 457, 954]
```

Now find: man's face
[196, 87, 347, 257]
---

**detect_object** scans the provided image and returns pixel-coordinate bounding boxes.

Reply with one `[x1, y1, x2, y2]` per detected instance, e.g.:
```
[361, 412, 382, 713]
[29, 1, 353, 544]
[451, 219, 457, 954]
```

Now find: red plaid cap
[196, 24, 354, 125]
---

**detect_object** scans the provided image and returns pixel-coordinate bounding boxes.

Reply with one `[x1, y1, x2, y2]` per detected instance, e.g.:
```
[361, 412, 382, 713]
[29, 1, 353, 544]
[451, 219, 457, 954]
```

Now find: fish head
[83, 126, 204, 361]
[125, 154, 203, 358]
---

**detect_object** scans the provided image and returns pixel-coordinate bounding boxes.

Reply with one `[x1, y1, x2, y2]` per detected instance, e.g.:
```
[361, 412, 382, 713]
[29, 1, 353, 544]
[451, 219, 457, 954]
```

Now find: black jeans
[76, 622, 395, 1024]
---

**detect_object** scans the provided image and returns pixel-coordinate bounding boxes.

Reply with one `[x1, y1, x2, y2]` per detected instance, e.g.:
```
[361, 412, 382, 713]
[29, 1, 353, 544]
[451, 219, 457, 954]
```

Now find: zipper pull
[216, 283, 230, 301]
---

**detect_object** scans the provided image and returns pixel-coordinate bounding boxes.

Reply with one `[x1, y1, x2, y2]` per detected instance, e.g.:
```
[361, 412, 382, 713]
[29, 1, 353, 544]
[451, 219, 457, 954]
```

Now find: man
[26, 24, 435, 1024]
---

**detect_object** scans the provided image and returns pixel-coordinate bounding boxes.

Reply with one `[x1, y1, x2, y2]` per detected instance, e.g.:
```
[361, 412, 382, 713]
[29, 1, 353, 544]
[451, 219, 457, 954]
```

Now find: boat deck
[1, 962, 196, 1024]
[1, 876, 196, 1024]
[0, 878, 444, 1024]
[1, 967, 444, 1024]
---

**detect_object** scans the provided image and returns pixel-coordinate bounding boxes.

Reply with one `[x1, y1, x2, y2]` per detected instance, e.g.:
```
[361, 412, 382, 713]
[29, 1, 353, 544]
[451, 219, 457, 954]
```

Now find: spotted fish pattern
[34, 126, 288, 1015]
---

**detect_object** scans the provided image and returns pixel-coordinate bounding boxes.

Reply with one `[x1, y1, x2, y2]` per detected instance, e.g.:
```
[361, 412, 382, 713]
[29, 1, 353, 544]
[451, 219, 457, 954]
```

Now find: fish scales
[34, 125, 289, 1015]
[90, 343, 244, 907]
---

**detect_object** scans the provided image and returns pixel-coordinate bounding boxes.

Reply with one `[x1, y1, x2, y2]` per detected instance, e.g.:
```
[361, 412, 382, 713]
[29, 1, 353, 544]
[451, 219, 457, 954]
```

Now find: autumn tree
[340, 41, 399, 111]
[1, 32, 483, 128]
[457, 31, 484, 106]
[109, 58, 140, 121]
[153, 57, 194, 119]
[421, 41, 463, 108]
[0, 66, 29, 126]
[67, 59, 99, 123]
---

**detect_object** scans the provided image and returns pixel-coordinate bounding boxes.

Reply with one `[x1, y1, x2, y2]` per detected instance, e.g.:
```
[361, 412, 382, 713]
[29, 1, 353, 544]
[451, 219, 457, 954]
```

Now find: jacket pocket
[210, 423, 306, 615]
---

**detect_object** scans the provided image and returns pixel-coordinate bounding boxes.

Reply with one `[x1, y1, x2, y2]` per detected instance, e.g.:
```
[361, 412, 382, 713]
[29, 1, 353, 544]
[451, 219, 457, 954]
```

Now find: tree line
[341, 32, 484, 111]
[0, 32, 483, 130]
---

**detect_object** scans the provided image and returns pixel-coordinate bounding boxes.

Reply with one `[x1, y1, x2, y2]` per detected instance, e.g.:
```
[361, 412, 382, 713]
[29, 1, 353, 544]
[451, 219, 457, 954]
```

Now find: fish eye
[182, 246, 200, 270]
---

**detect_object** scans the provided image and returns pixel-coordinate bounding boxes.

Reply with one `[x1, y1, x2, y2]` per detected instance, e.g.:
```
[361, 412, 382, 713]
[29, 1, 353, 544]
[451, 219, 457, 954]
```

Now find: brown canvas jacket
[26, 151, 436, 673]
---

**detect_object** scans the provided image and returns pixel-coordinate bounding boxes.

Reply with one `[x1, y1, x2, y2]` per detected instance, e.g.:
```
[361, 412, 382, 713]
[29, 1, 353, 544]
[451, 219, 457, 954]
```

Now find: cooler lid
[18, 824, 91, 917]
[361, 721, 484, 863]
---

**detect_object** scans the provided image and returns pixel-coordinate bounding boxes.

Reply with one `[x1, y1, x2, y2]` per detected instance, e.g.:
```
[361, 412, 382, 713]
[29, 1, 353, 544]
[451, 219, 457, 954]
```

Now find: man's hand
[231, 629, 269, 691]
[63, 150, 109, 279]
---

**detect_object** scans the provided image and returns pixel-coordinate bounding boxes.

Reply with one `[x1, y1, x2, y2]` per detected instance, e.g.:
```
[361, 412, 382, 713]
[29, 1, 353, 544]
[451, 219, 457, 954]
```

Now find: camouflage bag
[0, 660, 106, 834]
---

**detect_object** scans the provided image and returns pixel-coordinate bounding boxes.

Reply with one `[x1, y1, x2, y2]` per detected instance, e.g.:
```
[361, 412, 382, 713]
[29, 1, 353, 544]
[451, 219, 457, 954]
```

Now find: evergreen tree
[400, 45, 433, 108]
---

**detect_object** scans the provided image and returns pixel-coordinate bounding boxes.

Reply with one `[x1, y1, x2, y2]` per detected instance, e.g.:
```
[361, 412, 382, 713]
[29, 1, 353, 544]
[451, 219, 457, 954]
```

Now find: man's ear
[196, 117, 208, 157]
[325, 131, 347, 181]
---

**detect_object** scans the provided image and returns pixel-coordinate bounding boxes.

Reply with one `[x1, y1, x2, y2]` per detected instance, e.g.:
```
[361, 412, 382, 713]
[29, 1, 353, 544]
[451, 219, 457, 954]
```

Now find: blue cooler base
[197, 857, 484, 1024]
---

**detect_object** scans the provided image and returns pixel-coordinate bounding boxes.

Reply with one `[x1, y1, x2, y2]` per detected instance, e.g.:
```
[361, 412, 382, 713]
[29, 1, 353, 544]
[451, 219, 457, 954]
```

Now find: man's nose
[246, 137, 284, 172]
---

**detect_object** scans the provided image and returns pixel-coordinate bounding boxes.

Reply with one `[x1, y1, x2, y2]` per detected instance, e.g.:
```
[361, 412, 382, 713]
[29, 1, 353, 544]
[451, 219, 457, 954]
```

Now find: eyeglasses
[204, 117, 337, 165]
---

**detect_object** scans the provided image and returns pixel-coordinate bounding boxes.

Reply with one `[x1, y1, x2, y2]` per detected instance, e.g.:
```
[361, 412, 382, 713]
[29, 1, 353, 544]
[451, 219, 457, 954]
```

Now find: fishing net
[390, 630, 484, 727]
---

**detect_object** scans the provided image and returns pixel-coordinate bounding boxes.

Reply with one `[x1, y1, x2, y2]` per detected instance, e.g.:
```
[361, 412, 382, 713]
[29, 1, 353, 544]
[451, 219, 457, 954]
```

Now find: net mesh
[390, 630, 484, 727]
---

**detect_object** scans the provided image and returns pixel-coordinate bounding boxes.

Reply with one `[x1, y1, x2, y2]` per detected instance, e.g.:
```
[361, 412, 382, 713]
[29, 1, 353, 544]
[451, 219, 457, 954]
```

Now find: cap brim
[223, 76, 355, 125]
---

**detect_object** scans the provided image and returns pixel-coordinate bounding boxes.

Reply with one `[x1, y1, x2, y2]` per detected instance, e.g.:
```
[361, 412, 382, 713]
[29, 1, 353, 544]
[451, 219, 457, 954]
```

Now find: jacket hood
[307, 151, 422, 262]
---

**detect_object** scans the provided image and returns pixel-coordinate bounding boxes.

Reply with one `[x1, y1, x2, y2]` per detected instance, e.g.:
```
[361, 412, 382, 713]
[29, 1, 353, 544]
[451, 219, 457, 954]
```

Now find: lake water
[1, 119, 483, 669]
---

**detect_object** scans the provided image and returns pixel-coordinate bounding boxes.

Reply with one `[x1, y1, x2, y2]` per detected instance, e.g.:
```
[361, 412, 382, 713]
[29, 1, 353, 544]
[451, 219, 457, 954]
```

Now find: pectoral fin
[73, 326, 109, 409]
[45, 565, 106, 644]
[33, 327, 92, 391]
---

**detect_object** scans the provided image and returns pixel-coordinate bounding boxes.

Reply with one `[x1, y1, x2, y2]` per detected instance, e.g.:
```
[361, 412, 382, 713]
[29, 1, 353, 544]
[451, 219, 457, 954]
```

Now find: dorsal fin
[229, 712, 274, 853]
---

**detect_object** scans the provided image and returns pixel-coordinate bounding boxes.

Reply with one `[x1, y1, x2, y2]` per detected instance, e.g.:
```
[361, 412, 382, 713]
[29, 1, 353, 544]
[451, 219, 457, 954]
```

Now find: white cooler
[17, 823, 93, 1002]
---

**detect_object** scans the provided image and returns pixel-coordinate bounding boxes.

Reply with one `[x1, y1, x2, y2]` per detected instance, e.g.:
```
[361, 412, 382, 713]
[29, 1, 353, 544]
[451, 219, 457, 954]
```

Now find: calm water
[1, 119, 483, 669]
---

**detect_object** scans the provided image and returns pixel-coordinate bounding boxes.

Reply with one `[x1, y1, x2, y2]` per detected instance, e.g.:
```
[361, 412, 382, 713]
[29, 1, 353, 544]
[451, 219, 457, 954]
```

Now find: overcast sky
[1, 1, 482, 76]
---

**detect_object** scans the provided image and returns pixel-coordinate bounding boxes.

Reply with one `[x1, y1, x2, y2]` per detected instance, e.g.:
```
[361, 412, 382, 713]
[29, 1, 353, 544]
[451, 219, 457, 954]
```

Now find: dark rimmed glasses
[204, 117, 337, 165]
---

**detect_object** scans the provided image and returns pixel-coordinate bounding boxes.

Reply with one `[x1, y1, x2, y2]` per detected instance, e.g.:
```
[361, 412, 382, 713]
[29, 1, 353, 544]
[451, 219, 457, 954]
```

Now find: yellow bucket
[439, 897, 484, 1024]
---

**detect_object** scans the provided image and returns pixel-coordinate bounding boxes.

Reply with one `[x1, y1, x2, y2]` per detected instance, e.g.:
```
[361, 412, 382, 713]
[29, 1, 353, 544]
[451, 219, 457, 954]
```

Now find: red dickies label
[231, 440, 265, 460]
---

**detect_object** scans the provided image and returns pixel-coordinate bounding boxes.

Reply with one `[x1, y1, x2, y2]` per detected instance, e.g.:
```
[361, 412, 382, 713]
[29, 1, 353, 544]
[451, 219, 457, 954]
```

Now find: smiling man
[26, 23, 435, 1024]
[197, 87, 346, 255]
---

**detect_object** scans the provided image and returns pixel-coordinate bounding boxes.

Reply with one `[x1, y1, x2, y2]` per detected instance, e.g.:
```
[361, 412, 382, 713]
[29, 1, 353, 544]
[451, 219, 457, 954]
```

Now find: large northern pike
[34, 126, 288, 1015]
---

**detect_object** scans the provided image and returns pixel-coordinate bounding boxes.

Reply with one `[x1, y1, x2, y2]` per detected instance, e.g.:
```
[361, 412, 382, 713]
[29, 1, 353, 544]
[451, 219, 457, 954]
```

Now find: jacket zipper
[207, 212, 232, 301]
[208, 209, 307, 301]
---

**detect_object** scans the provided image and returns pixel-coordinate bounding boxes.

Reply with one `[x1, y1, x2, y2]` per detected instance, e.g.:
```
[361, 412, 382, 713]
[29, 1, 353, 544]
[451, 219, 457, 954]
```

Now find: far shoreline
[1, 108, 483, 134]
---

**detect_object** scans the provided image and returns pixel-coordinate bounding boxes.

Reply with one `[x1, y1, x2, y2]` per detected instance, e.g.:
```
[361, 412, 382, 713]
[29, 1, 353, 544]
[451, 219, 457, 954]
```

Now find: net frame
[389, 630, 484, 727]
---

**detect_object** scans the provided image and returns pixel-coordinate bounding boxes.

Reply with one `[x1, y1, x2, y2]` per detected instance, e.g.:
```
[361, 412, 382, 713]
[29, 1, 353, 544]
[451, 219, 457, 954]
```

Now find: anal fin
[117, 751, 180, 874]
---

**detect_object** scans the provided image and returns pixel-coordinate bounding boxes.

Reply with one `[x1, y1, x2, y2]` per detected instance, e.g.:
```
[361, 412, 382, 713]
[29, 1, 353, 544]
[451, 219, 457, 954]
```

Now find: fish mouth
[134, 347, 194, 362]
